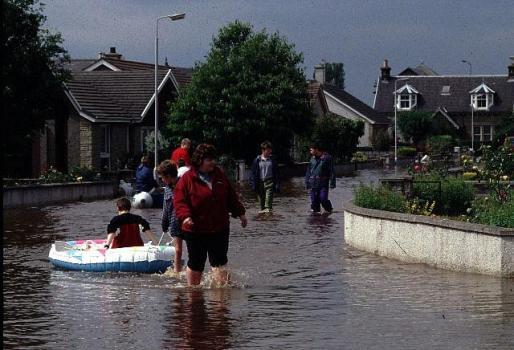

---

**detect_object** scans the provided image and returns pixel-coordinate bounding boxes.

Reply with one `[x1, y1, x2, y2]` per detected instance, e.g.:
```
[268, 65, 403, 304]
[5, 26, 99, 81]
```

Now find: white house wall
[325, 94, 371, 147]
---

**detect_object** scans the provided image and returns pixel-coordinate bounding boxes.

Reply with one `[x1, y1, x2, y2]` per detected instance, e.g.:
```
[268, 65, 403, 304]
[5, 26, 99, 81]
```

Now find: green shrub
[398, 146, 417, 157]
[427, 135, 453, 155]
[370, 128, 390, 151]
[69, 166, 98, 182]
[351, 151, 368, 163]
[354, 184, 406, 213]
[412, 175, 475, 216]
[468, 192, 514, 228]
[462, 172, 478, 180]
[39, 166, 73, 183]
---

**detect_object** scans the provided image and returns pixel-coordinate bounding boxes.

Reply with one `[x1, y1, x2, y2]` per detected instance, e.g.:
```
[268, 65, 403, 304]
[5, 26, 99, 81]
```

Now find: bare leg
[173, 238, 183, 273]
[186, 267, 202, 286]
[212, 265, 229, 286]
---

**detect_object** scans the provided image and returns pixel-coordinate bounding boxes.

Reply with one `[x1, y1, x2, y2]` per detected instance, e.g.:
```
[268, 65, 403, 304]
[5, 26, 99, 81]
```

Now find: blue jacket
[135, 164, 157, 192]
[249, 155, 280, 192]
[305, 153, 336, 189]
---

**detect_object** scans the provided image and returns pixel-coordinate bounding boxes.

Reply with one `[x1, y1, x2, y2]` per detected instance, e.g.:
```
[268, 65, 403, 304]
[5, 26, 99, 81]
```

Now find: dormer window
[469, 83, 495, 111]
[394, 84, 419, 110]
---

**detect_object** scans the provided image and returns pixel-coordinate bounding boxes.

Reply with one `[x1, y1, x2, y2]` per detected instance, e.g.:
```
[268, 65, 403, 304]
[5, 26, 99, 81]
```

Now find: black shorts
[183, 229, 230, 272]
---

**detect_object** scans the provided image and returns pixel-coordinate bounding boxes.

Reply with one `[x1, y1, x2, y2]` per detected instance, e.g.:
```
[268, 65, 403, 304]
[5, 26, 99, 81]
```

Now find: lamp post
[393, 77, 409, 164]
[461, 60, 474, 151]
[154, 13, 185, 179]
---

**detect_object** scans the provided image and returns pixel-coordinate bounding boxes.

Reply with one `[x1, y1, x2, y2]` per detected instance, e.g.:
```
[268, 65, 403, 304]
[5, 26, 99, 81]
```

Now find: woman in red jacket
[173, 143, 247, 286]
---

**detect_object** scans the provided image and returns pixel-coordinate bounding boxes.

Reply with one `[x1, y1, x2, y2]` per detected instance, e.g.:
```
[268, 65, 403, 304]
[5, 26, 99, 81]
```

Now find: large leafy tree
[493, 111, 514, 146]
[310, 114, 364, 162]
[3, 0, 69, 176]
[397, 111, 433, 146]
[324, 62, 345, 89]
[166, 21, 313, 162]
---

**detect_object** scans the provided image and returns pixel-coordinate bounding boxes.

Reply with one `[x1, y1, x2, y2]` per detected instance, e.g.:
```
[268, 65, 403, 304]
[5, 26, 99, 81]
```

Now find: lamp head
[168, 13, 185, 21]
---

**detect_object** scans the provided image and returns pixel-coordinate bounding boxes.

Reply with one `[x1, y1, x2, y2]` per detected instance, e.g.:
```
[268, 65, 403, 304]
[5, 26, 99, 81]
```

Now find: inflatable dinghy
[49, 239, 174, 273]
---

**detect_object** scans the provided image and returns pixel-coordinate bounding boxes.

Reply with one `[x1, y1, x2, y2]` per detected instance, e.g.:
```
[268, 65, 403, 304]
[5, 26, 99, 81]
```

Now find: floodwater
[3, 168, 514, 350]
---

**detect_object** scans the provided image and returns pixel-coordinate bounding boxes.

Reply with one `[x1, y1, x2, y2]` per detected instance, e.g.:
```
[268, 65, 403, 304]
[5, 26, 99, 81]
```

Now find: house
[311, 63, 389, 147]
[373, 58, 514, 147]
[60, 47, 192, 172]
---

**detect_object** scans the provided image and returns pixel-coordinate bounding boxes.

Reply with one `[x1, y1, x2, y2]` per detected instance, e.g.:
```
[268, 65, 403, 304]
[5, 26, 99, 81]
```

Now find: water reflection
[164, 289, 234, 350]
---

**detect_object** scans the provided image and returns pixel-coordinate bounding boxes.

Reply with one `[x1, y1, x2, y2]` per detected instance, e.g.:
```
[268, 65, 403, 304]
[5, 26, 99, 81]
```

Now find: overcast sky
[43, 0, 513, 105]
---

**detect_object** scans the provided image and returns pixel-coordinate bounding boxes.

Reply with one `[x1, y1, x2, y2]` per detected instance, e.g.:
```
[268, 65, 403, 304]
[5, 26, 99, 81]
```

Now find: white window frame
[140, 127, 153, 152]
[471, 93, 492, 111]
[473, 125, 493, 142]
[397, 93, 417, 110]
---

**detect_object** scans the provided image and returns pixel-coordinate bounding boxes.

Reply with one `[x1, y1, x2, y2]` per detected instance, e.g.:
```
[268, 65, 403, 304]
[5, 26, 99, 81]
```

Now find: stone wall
[343, 201, 514, 277]
[3, 181, 117, 209]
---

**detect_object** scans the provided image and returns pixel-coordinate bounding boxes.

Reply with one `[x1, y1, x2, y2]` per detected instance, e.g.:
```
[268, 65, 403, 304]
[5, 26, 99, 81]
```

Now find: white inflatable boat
[49, 239, 175, 273]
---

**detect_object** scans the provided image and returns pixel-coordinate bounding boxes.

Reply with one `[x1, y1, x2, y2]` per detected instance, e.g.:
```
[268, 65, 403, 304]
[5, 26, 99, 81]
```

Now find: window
[394, 83, 418, 111]
[140, 127, 153, 152]
[100, 125, 111, 170]
[470, 83, 495, 111]
[441, 85, 451, 95]
[397, 94, 417, 110]
[473, 125, 493, 142]
[474, 94, 487, 109]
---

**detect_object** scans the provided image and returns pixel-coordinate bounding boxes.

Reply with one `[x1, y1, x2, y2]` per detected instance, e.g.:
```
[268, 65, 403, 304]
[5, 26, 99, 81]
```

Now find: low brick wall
[3, 181, 117, 209]
[343, 201, 514, 277]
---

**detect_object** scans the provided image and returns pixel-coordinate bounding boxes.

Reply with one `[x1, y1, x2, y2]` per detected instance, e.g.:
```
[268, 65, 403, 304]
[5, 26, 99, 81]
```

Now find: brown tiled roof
[374, 75, 514, 115]
[65, 70, 170, 121]
[322, 84, 389, 124]
[90, 58, 192, 88]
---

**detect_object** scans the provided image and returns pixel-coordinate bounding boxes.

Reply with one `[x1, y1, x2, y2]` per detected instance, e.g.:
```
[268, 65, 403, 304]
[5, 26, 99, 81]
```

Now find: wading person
[157, 160, 183, 273]
[305, 145, 336, 214]
[170, 138, 192, 167]
[105, 197, 158, 249]
[173, 143, 247, 286]
[250, 141, 280, 213]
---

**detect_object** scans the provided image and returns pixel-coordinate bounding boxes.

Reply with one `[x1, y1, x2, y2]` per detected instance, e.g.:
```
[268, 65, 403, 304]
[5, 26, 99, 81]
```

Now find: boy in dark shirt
[105, 197, 158, 249]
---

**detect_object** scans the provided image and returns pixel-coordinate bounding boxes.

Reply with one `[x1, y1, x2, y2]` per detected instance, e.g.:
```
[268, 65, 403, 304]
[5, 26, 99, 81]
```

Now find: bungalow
[373, 58, 514, 148]
[311, 63, 389, 147]
[59, 47, 192, 172]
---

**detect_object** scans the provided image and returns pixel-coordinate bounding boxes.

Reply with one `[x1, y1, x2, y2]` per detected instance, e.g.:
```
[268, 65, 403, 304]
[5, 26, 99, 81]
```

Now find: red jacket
[171, 147, 191, 166]
[173, 167, 245, 233]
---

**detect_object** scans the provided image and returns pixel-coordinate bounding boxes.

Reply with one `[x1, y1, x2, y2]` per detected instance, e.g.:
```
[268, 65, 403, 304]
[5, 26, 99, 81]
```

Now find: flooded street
[3, 169, 514, 349]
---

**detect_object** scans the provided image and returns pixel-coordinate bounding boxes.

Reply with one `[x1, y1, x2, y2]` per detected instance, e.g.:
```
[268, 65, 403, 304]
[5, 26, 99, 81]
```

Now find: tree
[324, 62, 345, 89]
[166, 21, 313, 162]
[397, 111, 433, 147]
[493, 111, 514, 146]
[3, 0, 69, 177]
[310, 114, 364, 162]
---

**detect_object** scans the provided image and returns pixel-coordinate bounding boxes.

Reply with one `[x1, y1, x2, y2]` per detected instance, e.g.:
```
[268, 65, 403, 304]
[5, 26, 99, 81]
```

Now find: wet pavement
[3, 168, 514, 349]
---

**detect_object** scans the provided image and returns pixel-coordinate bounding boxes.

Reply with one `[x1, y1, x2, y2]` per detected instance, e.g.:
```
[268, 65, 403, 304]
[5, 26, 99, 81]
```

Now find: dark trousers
[310, 187, 333, 212]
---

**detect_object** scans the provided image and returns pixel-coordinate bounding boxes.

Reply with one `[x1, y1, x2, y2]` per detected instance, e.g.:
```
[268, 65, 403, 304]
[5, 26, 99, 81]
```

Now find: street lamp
[393, 77, 409, 164]
[461, 59, 472, 75]
[154, 13, 185, 179]
[461, 60, 474, 151]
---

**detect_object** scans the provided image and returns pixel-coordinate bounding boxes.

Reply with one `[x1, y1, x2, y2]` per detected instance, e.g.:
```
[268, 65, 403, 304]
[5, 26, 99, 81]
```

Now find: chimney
[508, 56, 514, 81]
[314, 61, 326, 84]
[381, 59, 391, 81]
[99, 47, 123, 60]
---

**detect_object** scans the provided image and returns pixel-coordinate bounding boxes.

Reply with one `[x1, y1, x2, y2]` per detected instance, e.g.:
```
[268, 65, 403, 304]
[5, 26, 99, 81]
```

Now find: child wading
[250, 141, 280, 214]
[305, 145, 336, 214]
[157, 160, 183, 273]
[105, 197, 158, 249]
